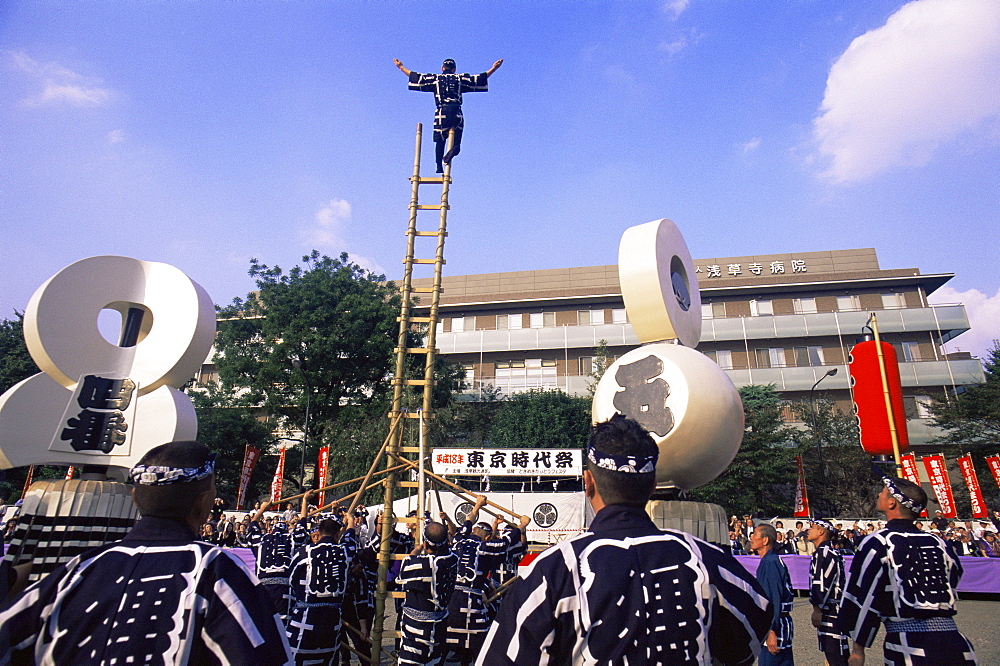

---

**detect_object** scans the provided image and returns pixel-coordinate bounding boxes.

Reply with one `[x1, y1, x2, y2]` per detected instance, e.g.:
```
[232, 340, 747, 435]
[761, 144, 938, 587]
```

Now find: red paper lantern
[848, 339, 909, 455]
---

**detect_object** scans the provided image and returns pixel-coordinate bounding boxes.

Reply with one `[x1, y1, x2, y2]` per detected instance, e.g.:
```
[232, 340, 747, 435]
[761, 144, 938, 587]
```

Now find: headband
[883, 477, 926, 514]
[809, 518, 836, 532]
[131, 453, 216, 486]
[587, 445, 656, 474]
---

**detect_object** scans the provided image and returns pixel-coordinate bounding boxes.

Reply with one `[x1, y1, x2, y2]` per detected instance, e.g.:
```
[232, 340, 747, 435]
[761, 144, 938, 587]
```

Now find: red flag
[236, 445, 261, 510]
[986, 455, 1000, 490]
[316, 446, 330, 508]
[271, 446, 287, 504]
[848, 340, 909, 455]
[900, 454, 927, 517]
[793, 455, 810, 517]
[21, 465, 35, 499]
[64, 466, 76, 481]
[957, 454, 988, 519]
[922, 454, 956, 519]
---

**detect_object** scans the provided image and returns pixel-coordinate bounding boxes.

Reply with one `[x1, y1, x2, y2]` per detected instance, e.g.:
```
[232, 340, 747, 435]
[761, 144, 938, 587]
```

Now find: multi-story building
[414, 247, 984, 449]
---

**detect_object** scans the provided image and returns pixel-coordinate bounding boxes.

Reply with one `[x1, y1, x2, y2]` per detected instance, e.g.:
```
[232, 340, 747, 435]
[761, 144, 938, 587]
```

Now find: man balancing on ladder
[394, 57, 503, 173]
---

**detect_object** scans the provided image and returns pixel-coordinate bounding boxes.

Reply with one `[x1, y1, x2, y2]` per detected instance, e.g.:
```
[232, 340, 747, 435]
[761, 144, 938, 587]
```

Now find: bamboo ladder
[369, 123, 455, 662]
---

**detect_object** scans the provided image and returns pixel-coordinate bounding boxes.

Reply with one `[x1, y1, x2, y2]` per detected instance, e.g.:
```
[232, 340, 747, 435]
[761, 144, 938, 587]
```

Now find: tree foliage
[690, 384, 798, 517]
[789, 399, 879, 518]
[191, 387, 276, 507]
[0, 312, 38, 394]
[214, 251, 401, 444]
[487, 389, 590, 450]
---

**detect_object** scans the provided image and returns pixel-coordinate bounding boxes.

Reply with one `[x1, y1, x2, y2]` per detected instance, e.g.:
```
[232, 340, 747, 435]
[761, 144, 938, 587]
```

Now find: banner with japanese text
[236, 445, 261, 510]
[793, 455, 810, 517]
[270, 446, 286, 504]
[986, 455, 1000, 491]
[316, 446, 330, 508]
[900, 454, 927, 517]
[922, 454, 956, 518]
[432, 448, 582, 476]
[957, 454, 988, 519]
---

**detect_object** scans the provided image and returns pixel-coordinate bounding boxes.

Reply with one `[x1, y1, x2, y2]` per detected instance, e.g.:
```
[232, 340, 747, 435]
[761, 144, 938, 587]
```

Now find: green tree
[0, 312, 38, 394]
[690, 384, 798, 517]
[213, 251, 402, 478]
[789, 399, 878, 518]
[488, 389, 590, 450]
[191, 387, 276, 507]
[929, 340, 1000, 510]
[586, 339, 613, 397]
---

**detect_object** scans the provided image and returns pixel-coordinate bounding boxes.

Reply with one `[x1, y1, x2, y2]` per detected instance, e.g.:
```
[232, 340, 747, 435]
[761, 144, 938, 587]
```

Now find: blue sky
[2, 0, 998, 358]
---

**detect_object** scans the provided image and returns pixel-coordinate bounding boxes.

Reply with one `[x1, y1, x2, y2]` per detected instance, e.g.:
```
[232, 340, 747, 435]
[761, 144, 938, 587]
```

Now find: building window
[509, 314, 523, 330]
[496, 314, 508, 330]
[579, 356, 593, 375]
[793, 297, 817, 314]
[451, 316, 466, 333]
[497, 314, 524, 330]
[750, 299, 773, 316]
[793, 346, 825, 367]
[704, 349, 733, 370]
[612, 308, 627, 324]
[881, 293, 905, 309]
[756, 347, 785, 368]
[836, 295, 860, 312]
[702, 303, 713, 319]
[460, 363, 474, 387]
[578, 310, 605, 326]
[529, 312, 555, 328]
[894, 341, 922, 362]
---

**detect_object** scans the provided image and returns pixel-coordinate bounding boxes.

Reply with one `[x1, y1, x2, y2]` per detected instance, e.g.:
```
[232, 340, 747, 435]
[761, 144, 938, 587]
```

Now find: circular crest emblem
[533, 502, 558, 528]
[454, 501, 474, 524]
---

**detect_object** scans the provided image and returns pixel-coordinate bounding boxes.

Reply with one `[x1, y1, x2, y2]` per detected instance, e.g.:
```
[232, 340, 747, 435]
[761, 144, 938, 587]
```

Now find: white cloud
[10, 50, 113, 107]
[740, 137, 762, 154]
[812, 0, 1000, 183]
[659, 27, 705, 56]
[106, 129, 126, 144]
[928, 286, 1000, 360]
[306, 198, 352, 248]
[662, 0, 690, 20]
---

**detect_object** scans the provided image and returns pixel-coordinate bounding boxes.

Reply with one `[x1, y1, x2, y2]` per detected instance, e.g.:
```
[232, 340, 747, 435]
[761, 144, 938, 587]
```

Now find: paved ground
[790, 595, 997, 665]
[360, 595, 999, 664]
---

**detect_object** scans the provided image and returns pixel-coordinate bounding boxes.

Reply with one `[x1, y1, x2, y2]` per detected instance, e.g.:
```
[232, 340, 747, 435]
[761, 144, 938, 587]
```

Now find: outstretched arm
[393, 59, 412, 76]
[486, 59, 503, 77]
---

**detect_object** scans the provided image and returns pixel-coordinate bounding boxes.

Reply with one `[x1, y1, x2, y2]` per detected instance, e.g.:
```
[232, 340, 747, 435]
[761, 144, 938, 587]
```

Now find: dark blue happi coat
[478, 505, 771, 666]
[285, 529, 357, 665]
[398, 548, 458, 666]
[0, 516, 291, 665]
[756, 550, 794, 665]
[838, 519, 977, 665]
[809, 541, 850, 659]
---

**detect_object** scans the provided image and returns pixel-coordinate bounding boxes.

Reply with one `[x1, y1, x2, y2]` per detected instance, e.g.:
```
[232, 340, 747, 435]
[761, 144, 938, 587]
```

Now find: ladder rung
[388, 593, 405, 601]
[398, 481, 420, 488]
[394, 347, 433, 354]
[411, 287, 438, 293]
[412, 230, 446, 237]
[402, 413, 433, 420]
[399, 379, 431, 386]
[411, 259, 440, 265]
[399, 446, 422, 453]
[416, 204, 446, 210]
[411, 176, 448, 184]
[398, 316, 432, 323]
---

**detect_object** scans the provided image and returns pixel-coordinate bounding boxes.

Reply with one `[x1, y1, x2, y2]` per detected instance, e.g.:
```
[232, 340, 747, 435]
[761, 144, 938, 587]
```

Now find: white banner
[377, 491, 589, 544]
[431, 448, 582, 477]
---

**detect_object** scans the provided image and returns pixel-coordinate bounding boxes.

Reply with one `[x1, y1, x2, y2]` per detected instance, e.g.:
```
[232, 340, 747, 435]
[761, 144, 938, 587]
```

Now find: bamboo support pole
[485, 575, 520, 605]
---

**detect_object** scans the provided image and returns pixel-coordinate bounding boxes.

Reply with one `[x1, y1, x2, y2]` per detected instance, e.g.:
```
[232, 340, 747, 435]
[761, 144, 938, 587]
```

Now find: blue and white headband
[809, 518, 836, 533]
[883, 477, 925, 514]
[130, 453, 216, 486]
[587, 445, 656, 475]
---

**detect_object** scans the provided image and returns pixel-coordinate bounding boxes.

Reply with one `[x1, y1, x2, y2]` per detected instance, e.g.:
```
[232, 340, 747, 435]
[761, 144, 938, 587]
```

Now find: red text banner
[793, 455, 810, 517]
[957, 454, 988, 519]
[922, 454, 956, 519]
[236, 445, 261, 510]
[270, 446, 287, 504]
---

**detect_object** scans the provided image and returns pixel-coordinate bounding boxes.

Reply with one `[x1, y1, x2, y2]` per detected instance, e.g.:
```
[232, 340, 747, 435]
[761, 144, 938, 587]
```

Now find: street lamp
[809, 367, 838, 513]
[291, 359, 311, 492]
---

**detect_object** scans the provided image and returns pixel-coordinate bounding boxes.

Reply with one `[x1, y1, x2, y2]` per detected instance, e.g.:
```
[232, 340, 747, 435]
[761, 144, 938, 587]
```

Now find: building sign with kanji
[432, 448, 582, 476]
[694, 259, 806, 278]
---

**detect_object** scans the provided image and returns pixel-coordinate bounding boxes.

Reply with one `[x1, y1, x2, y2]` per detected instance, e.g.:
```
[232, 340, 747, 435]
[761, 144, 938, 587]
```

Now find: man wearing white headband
[478, 414, 771, 665]
[838, 476, 977, 665]
[397, 521, 459, 665]
[0, 440, 292, 664]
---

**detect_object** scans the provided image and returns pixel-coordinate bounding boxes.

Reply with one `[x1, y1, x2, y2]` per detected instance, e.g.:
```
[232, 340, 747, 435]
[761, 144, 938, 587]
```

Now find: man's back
[478, 505, 770, 665]
[0, 516, 290, 665]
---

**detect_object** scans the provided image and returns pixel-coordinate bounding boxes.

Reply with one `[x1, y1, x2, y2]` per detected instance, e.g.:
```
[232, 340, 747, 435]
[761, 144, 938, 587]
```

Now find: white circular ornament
[618, 219, 701, 347]
[592, 343, 744, 490]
